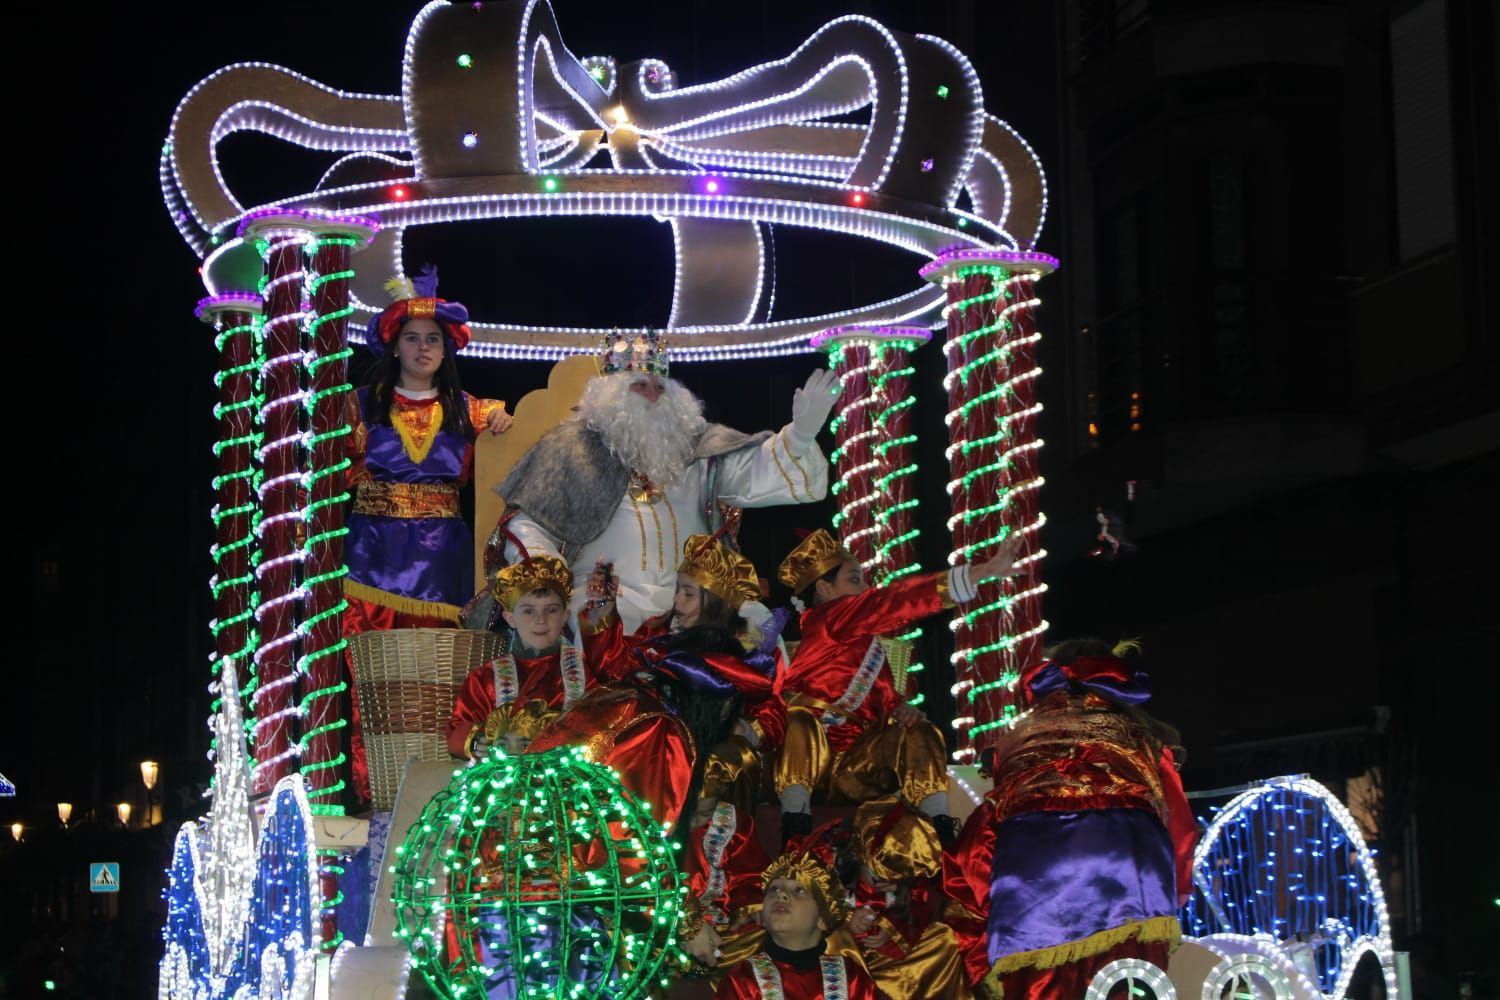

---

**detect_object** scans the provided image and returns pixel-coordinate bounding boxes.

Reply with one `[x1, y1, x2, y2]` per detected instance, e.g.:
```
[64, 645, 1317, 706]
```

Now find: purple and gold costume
[942, 656, 1198, 999]
[342, 386, 504, 800]
[344, 387, 504, 620]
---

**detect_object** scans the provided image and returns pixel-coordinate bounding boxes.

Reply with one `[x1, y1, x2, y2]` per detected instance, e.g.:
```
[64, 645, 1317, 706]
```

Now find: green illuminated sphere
[391, 746, 683, 1000]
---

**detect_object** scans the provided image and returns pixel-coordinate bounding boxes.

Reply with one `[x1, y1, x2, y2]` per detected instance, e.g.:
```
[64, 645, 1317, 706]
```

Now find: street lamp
[9, 822, 21, 842]
[116, 802, 132, 827]
[140, 760, 162, 827]
[57, 802, 72, 826]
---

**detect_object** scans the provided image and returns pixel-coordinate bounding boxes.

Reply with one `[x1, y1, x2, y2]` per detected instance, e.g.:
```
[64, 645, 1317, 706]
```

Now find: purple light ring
[237, 206, 381, 241]
[196, 293, 263, 321]
[919, 249, 1059, 285]
[811, 324, 934, 352]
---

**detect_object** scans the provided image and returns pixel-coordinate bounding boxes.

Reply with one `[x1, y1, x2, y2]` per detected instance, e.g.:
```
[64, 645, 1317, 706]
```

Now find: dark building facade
[1042, 0, 1496, 992]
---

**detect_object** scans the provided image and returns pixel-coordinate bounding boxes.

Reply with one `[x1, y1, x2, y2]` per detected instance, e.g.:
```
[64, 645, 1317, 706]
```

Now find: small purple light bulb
[462, 131, 480, 149]
[704, 179, 721, 194]
[920, 158, 935, 173]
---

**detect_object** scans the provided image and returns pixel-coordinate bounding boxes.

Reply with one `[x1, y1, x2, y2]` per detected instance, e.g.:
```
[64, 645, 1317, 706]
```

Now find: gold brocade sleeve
[345, 391, 369, 484]
[934, 572, 955, 609]
[468, 394, 507, 430]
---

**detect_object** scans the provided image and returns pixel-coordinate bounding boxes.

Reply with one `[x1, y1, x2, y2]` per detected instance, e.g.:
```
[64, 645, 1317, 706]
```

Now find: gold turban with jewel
[678, 534, 761, 608]
[776, 529, 854, 595]
[492, 555, 573, 611]
[762, 843, 850, 927]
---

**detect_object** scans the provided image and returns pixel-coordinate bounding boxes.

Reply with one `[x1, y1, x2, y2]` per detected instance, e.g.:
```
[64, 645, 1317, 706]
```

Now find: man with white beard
[489, 333, 837, 631]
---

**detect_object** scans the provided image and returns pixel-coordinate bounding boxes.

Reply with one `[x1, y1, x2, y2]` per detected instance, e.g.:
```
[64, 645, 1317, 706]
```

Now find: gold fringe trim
[344, 578, 462, 624]
[983, 915, 1181, 990]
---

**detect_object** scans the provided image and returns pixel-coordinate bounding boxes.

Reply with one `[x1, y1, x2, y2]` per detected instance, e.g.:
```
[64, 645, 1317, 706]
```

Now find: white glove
[789, 368, 841, 444]
[739, 599, 772, 633]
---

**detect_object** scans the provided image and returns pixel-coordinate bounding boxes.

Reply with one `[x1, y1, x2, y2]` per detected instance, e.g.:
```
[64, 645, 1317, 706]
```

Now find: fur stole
[496, 420, 771, 548]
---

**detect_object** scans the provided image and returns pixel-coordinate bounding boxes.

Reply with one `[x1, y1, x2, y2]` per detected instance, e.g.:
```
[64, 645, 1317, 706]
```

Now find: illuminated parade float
[156, 3, 1399, 997]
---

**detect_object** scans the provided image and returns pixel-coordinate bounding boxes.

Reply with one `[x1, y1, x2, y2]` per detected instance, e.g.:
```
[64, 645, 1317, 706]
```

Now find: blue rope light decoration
[1179, 775, 1396, 998]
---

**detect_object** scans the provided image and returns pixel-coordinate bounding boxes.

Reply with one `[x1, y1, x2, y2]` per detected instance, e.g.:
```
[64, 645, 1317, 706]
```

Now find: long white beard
[577, 374, 707, 487]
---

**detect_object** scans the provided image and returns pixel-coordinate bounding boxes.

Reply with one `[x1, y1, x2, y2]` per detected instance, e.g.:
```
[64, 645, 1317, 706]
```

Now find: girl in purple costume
[342, 266, 512, 803]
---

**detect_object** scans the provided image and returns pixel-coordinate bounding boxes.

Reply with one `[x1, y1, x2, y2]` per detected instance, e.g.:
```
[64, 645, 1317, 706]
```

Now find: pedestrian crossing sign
[89, 862, 119, 893]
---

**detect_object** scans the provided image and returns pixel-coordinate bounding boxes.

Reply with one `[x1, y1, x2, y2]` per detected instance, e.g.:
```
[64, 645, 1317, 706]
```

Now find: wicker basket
[347, 628, 503, 811]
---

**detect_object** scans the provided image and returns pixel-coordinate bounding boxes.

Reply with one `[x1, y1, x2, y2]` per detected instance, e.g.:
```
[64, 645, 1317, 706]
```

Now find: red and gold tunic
[985, 690, 1195, 888]
[441, 620, 636, 755]
[718, 947, 880, 1000]
[941, 807, 999, 985]
[583, 611, 789, 750]
[683, 802, 770, 934]
[943, 684, 1198, 997]
[525, 684, 695, 836]
[852, 881, 972, 1000]
[783, 571, 951, 751]
[446, 646, 589, 758]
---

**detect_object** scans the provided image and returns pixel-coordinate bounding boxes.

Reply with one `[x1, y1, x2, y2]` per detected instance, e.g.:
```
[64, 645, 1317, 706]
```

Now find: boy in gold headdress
[847, 798, 972, 1000]
[718, 836, 880, 1000]
[773, 529, 1024, 847]
[447, 554, 587, 759]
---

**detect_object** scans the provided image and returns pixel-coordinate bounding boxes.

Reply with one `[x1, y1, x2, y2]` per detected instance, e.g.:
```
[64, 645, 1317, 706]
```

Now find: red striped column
[811, 326, 932, 584]
[812, 326, 933, 701]
[298, 218, 374, 820]
[240, 212, 312, 795]
[816, 334, 886, 571]
[920, 250, 1056, 761]
[196, 294, 263, 732]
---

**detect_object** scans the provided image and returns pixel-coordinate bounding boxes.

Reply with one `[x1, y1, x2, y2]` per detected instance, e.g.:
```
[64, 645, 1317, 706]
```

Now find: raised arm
[714, 370, 839, 507]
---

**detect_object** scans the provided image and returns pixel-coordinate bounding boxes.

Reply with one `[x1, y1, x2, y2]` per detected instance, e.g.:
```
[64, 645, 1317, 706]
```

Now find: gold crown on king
[601, 331, 669, 377]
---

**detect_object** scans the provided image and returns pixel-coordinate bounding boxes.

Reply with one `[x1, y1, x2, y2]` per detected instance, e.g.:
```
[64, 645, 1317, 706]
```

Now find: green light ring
[872, 364, 917, 390]
[318, 849, 348, 946]
[874, 498, 920, 525]
[211, 432, 260, 456]
[210, 573, 257, 599]
[296, 633, 347, 668]
[211, 470, 256, 492]
[304, 380, 353, 408]
[966, 671, 1021, 702]
[303, 529, 350, 554]
[874, 528, 921, 559]
[211, 500, 258, 523]
[873, 432, 918, 457]
[212, 395, 259, 418]
[883, 564, 923, 583]
[307, 267, 358, 294]
[874, 464, 920, 493]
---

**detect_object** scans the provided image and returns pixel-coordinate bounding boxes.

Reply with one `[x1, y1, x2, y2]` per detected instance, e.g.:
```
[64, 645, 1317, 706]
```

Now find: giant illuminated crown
[164, 1, 1047, 360]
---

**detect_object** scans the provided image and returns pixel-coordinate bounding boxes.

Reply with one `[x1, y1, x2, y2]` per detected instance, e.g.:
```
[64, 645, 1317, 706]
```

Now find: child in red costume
[718, 838, 879, 1000]
[446, 555, 589, 759]
[773, 529, 1024, 846]
[847, 798, 973, 1000]
[677, 767, 772, 974]
[580, 536, 789, 814]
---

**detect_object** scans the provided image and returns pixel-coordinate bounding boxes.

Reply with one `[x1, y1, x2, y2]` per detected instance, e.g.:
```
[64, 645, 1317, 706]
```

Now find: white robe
[504, 425, 828, 631]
